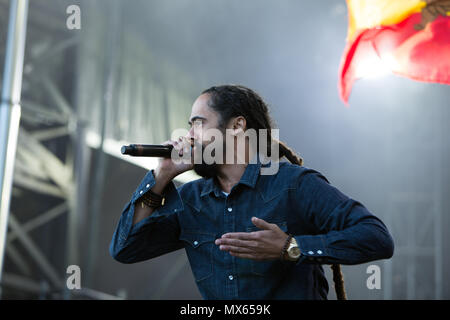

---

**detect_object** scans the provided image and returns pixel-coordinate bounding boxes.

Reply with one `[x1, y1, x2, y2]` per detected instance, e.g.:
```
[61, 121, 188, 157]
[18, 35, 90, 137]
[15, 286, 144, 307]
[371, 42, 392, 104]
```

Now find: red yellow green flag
[339, 0, 450, 104]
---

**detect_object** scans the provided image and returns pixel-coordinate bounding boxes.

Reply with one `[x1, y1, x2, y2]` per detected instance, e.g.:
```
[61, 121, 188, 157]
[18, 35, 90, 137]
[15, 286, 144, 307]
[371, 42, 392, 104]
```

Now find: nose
[183, 131, 193, 147]
[187, 127, 197, 141]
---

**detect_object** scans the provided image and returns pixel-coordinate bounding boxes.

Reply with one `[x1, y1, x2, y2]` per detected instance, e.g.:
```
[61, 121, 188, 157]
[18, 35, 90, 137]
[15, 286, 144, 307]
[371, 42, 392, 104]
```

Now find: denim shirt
[109, 158, 394, 300]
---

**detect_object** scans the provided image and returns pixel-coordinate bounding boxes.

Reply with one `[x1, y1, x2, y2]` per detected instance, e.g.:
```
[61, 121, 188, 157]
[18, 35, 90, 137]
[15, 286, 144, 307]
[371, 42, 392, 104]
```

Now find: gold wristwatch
[286, 237, 301, 261]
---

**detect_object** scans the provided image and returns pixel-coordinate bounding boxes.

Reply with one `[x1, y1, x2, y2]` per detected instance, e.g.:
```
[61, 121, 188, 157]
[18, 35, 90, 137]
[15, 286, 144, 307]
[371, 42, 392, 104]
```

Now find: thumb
[251, 217, 274, 230]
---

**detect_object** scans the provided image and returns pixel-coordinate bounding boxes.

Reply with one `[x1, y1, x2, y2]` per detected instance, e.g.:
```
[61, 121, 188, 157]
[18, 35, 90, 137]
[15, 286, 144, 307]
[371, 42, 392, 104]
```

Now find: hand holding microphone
[123, 137, 194, 226]
[121, 136, 195, 180]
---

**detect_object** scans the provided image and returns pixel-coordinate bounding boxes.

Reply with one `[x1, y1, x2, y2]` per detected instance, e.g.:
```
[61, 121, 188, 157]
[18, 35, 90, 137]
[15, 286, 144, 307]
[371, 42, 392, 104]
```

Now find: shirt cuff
[131, 169, 159, 203]
[294, 234, 327, 264]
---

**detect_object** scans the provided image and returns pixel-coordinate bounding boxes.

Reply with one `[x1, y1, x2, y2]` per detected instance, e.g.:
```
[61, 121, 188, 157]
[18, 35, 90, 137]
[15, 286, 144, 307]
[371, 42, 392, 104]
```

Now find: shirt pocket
[179, 230, 215, 282]
[245, 221, 288, 277]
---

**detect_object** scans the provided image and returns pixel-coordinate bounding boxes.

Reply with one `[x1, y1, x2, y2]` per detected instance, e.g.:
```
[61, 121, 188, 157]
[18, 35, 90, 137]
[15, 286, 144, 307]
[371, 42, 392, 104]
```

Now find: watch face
[289, 247, 301, 258]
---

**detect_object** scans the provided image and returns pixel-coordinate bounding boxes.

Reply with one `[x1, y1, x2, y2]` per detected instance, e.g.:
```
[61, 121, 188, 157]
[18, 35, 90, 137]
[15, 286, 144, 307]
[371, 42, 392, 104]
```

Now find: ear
[232, 116, 246, 136]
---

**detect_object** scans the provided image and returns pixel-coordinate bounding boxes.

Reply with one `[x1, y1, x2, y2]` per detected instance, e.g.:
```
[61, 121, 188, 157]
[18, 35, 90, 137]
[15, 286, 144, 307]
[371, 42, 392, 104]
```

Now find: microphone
[121, 144, 174, 157]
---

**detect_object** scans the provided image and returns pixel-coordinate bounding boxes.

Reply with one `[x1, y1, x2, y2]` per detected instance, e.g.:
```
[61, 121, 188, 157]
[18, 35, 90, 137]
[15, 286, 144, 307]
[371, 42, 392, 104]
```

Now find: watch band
[281, 234, 293, 260]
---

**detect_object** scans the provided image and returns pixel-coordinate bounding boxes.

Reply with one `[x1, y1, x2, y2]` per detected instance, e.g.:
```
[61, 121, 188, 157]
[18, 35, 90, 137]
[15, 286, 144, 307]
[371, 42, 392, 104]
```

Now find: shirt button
[227, 208, 233, 212]
[193, 241, 198, 246]
[308, 251, 314, 255]
[228, 275, 234, 280]
[146, 184, 150, 188]
[139, 190, 143, 194]
[317, 250, 323, 255]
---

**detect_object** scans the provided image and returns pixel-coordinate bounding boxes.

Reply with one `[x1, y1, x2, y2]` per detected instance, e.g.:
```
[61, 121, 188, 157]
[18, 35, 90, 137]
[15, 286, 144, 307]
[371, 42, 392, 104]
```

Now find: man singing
[109, 84, 394, 299]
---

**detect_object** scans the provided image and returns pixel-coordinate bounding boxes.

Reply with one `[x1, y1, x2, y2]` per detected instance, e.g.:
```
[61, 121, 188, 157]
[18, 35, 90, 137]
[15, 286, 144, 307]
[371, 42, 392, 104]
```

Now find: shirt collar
[200, 153, 268, 197]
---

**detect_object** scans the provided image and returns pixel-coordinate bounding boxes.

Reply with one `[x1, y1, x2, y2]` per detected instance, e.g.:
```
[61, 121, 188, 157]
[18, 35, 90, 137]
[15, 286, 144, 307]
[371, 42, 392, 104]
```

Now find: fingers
[215, 231, 277, 261]
[161, 139, 184, 157]
[218, 245, 254, 254]
[161, 139, 176, 147]
[215, 238, 263, 260]
[161, 137, 194, 159]
[160, 140, 181, 157]
[251, 217, 275, 231]
[180, 136, 192, 156]
[215, 237, 257, 249]
[172, 136, 192, 157]
[220, 232, 258, 241]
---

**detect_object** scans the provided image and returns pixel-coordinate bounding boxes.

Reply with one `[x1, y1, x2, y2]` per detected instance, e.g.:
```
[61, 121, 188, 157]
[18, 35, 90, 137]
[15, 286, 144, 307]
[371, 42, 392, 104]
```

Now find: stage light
[355, 53, 391, 79]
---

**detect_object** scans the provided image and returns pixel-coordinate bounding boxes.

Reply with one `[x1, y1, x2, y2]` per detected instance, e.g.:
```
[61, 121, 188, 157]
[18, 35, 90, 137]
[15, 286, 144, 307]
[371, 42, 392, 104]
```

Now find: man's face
[188, 93, 221, 144]
[187, 93, 225, 178]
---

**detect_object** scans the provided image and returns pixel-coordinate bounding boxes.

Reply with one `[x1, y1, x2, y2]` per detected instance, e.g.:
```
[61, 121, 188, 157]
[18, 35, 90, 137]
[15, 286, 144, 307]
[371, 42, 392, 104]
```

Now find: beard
[193, 162, 220, 179]
[192, 142, 221, 179]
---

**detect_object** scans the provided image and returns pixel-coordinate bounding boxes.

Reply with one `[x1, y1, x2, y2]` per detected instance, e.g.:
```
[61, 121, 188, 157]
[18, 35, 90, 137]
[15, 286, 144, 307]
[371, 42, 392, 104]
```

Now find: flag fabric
[339, 0, 450, 104]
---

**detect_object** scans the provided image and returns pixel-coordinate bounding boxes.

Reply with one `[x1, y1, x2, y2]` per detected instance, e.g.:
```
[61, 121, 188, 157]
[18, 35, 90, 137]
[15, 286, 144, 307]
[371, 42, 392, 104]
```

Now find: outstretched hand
[215, 217, 289, 261]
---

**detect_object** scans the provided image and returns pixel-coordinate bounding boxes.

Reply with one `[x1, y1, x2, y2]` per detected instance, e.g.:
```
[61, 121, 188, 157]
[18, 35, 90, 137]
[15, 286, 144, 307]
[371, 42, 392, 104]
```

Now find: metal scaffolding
[0, 0, 29, 296]
[0, 0, 121, 299]
[0, 0, 198, 299]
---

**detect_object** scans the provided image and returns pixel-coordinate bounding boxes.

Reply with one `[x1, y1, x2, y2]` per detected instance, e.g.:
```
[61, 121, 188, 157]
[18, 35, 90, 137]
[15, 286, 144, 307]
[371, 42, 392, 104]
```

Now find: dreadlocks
[201, 84, 347, 300]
